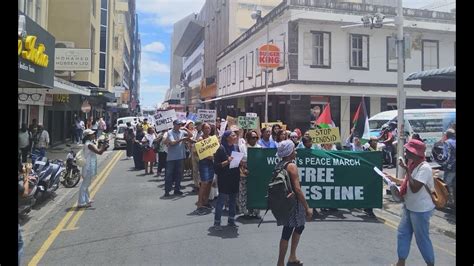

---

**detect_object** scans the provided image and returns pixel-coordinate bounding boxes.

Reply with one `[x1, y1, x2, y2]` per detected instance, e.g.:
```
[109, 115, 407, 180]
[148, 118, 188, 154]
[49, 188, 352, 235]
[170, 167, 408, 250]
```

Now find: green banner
[247, 148, 383, 209]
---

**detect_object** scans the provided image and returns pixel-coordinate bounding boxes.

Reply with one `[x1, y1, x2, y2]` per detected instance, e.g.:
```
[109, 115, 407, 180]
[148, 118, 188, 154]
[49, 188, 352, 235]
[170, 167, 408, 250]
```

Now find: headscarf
[276, 140, 295, 158]
[221, 130, 235, 155]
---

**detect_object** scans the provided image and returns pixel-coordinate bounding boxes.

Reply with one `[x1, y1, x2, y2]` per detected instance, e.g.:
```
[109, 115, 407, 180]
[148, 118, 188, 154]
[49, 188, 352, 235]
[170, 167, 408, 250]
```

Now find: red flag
[315, 103, 335, 128]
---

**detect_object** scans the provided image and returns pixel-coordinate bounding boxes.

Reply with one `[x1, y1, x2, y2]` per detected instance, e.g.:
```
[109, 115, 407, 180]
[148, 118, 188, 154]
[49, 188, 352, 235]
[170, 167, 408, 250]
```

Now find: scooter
[33, 157, 64, 202]
[61, 150, 81, 188]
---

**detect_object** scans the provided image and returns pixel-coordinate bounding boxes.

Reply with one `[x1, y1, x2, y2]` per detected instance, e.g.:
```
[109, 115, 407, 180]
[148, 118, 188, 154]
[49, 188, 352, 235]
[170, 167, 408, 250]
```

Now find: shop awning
[406, 66, 456, 92]
[52, 77, 91, 95]
[203, 82, 456, 103]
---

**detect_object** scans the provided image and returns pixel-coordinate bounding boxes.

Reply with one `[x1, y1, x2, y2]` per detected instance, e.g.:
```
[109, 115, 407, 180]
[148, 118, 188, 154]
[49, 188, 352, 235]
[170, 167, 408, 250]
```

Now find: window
[277, 33, 287, 70]
[227, 64, 231, 87]
[232, 61, 236, 84]
[239, 57, 245, 82]
[35, 0, 41, 25]
[90, 26, 95, 70]
[100, 53, 106, 69]
[246, 51, 253, 78]
[26, 0, 33, 18]
[422, 40, 439, 71]
[100, 26, 107, 52]
[223, 67, 226, 89]
[350, 34, 369, 70]
[99, 70, 106, 88]
[92, 0, 96, 17]
[386, 36, 405, 72]
[303, 31, 331, 68]
[101, 9, 107, 26]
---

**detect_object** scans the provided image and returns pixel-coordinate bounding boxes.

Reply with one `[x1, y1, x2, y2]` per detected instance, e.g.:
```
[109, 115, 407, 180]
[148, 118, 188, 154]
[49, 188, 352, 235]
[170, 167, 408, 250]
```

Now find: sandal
[287, 260, 303, 266]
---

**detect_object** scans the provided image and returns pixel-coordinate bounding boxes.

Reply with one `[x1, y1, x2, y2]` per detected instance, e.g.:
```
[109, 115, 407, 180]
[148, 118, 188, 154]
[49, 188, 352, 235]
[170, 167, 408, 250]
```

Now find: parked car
[114, 124, 128, 149]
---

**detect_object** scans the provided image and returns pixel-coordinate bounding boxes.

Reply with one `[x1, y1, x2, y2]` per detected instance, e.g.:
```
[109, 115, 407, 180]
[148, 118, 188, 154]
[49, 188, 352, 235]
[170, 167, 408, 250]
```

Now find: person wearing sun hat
[78, 129, 109, 208]
[384, 138, 435, 266]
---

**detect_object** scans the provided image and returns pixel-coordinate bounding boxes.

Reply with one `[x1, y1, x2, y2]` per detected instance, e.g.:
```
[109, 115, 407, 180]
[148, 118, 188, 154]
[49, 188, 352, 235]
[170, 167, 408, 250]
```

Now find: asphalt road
[22, 148, 456, 265]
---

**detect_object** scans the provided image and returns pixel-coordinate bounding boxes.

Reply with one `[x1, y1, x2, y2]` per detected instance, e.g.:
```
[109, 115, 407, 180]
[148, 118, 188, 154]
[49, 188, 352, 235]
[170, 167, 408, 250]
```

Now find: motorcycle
[61, 150, 81, 188]
[32, 157, 64, 202]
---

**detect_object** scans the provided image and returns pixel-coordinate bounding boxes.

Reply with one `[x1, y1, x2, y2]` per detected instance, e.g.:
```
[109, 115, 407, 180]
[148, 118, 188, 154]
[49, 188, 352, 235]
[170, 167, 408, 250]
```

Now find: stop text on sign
[258, 44, 280, 69]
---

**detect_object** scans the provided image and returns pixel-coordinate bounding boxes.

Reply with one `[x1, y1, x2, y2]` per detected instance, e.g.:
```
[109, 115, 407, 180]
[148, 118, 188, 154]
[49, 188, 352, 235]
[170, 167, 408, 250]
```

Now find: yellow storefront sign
[195, 135, 220, 160]
[18, 35, 49, 67]
[308, 127, 341, 144]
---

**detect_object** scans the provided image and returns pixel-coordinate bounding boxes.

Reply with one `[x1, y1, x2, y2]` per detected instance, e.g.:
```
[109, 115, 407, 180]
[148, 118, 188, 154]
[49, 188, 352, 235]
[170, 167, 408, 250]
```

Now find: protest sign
[246, 112, 258, 118]
[176, 112, 187, 121]
[226, 116, 237, 128]
[307, 127, 341, 144]
[197, 109, 217, 124]
[219, 121, 228, 136]
[238, 116, 259, 129]
[187, 113, 197, 122]
[154, 109, 177, 131]
[261, 122, 287, 130]
[195, 135, 220, 160]
[247, 148, 383, 209]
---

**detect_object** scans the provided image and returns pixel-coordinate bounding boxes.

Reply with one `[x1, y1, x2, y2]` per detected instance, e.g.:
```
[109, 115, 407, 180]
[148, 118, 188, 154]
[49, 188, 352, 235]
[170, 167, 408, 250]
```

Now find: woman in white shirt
[79, 129, 108, 208]
[385, 139, 435, 266]
[142, 127, 157, 175]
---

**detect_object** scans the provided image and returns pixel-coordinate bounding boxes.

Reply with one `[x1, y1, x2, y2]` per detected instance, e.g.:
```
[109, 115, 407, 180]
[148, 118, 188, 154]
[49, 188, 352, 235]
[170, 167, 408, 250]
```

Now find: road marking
[28, 151, 123, 266]
[377, 213, 456, 257]
[64, 151, 122, 230]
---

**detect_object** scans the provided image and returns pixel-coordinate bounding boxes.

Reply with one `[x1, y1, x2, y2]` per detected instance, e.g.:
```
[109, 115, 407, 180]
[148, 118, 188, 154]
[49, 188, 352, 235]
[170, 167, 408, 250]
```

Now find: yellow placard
[308, 127, 341, 144]
[195, 135, 220, 160]
[261, 122, 287, 131]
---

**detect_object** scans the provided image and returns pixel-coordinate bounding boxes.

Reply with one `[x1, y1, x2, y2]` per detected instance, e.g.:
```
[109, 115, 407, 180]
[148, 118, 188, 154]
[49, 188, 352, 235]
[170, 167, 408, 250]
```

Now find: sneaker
[174, 190, 184, 196]
[213, 224, 223, 231]
[202, 204, 213, 210]
[163, 192, 171, 198]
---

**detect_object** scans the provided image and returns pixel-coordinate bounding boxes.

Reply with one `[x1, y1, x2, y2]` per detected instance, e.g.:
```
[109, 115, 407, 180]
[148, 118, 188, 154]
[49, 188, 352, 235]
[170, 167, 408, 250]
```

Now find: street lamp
[342, 0, 406, 179]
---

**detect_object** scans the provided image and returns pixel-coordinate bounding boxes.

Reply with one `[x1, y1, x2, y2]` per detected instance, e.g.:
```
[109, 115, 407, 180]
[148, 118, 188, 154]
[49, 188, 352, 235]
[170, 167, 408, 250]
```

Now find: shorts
[199, 159, 214, 183]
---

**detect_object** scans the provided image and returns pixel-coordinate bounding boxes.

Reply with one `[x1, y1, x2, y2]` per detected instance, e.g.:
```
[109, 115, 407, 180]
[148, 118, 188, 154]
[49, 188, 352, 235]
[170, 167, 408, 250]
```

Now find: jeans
[78, 171, 92, 205]
[165, 159, 184, 193]
[19, 224, 23, 265]
[76, 128, 83, 143]
[214, 193, 237, 226]
[397, 206, 435, 265]
[20, 147, 29, 163]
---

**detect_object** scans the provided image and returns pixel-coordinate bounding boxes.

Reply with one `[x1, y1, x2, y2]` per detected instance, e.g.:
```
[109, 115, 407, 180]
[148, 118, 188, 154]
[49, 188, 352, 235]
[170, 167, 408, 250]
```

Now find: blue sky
[136, 0, 454, 109]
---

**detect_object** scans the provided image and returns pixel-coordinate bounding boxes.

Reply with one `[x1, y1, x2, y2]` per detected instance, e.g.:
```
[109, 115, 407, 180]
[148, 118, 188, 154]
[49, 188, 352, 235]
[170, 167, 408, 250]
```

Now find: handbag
[75, 149, 86, 167]
[424, 171, 449, 209]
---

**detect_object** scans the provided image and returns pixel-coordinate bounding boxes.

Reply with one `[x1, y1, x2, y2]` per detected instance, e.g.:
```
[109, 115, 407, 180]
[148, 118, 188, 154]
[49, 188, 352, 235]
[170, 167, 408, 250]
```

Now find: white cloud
[137, 0, 205, 26]
[140, 53, 170, 77]
[143, 41, 166, 53]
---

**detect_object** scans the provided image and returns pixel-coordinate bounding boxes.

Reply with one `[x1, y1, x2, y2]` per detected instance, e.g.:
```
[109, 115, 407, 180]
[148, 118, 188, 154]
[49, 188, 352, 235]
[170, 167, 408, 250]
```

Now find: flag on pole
[352, 98, 370, 143]
[316, 103, 335, 128]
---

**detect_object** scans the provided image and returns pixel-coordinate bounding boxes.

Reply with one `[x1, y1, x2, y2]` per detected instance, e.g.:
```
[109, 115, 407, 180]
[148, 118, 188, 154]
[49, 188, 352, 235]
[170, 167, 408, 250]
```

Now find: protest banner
[307, 127, 341, 145]
[154, 109, 177, 131]
[246, 112, 258, 118]
[226, 116, 237, 128]
[197, 109, 217, 124]
[238, 116, 259, 129]
[246, 148, 383, 209]
[195, 135, 220, 160]
[261, 122, 287, 130]
[176, 112, 187, 121]
[187, 113, 197, 122]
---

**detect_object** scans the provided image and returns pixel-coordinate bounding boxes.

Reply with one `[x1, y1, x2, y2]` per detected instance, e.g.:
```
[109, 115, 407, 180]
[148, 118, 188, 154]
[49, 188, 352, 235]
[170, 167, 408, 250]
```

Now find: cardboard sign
[238, 116, 259, 129]
[261, 122, 287, 131]
[176, 112, 187, 121]
[307, 127, 341, 144]
[154, 109, 177, 131]
[219, 121, 228, 136]
[195, 135, 220, 160]
[197, 109, 217, 124]
[226, 116, 237, 128]
[246, 112, 257, 118]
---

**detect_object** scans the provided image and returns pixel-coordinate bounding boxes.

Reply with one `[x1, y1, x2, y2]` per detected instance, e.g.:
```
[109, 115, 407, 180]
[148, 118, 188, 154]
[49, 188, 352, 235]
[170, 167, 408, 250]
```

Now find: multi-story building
[214, 0, 455, 140]
[18, 0, 92, 144]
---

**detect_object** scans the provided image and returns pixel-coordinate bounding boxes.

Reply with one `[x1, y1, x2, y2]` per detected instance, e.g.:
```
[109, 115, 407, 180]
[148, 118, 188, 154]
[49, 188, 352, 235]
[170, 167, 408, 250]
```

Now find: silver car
[114, 125, 128, 149]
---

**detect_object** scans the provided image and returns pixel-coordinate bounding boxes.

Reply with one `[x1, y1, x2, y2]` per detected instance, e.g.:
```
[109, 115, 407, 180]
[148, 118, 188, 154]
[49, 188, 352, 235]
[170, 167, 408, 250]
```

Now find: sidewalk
[377, 166, 456, 239]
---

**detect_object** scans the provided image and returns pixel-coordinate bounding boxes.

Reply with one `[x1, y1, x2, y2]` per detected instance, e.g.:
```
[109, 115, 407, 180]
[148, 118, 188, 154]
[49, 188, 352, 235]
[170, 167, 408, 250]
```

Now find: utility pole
[396, 0, 406, 180]
[264, 22, 269, 123]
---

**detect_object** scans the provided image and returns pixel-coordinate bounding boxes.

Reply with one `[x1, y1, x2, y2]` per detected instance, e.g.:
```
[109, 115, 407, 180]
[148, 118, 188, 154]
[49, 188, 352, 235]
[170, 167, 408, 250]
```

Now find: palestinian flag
[352, 99, 370, 143]
[316, 103, 335, 128]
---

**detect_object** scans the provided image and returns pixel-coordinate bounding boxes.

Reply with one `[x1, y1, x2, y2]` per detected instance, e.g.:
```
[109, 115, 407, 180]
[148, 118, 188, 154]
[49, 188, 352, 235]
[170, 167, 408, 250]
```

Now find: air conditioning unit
[55, 41, 76, 77]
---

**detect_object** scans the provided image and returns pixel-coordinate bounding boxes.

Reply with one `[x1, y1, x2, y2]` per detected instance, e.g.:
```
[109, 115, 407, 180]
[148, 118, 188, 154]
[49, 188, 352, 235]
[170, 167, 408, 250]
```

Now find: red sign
[81, 100, 91, 113]
[258, 44, 280, 68]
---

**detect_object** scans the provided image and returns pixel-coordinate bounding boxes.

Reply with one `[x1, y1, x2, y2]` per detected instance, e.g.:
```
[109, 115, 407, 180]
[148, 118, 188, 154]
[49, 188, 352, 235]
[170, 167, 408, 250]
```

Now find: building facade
[214, 0, 455, 140]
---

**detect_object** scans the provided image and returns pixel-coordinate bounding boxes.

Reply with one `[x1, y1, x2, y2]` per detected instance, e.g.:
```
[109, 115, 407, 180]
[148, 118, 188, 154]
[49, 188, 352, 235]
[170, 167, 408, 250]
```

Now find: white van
[116, 116, 138, 129]
[368, 108, 456, 159]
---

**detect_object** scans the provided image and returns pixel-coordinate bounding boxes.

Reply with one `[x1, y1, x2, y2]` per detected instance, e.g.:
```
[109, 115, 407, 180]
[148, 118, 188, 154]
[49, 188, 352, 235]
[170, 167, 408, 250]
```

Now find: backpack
[258, 161, 297, 227]
[424, 170, 449, 209]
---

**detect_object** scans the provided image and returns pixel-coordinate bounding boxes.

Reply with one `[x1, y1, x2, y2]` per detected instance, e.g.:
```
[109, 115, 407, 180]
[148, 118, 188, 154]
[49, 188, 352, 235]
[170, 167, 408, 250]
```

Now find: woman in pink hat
[384, 139, 435, 266]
